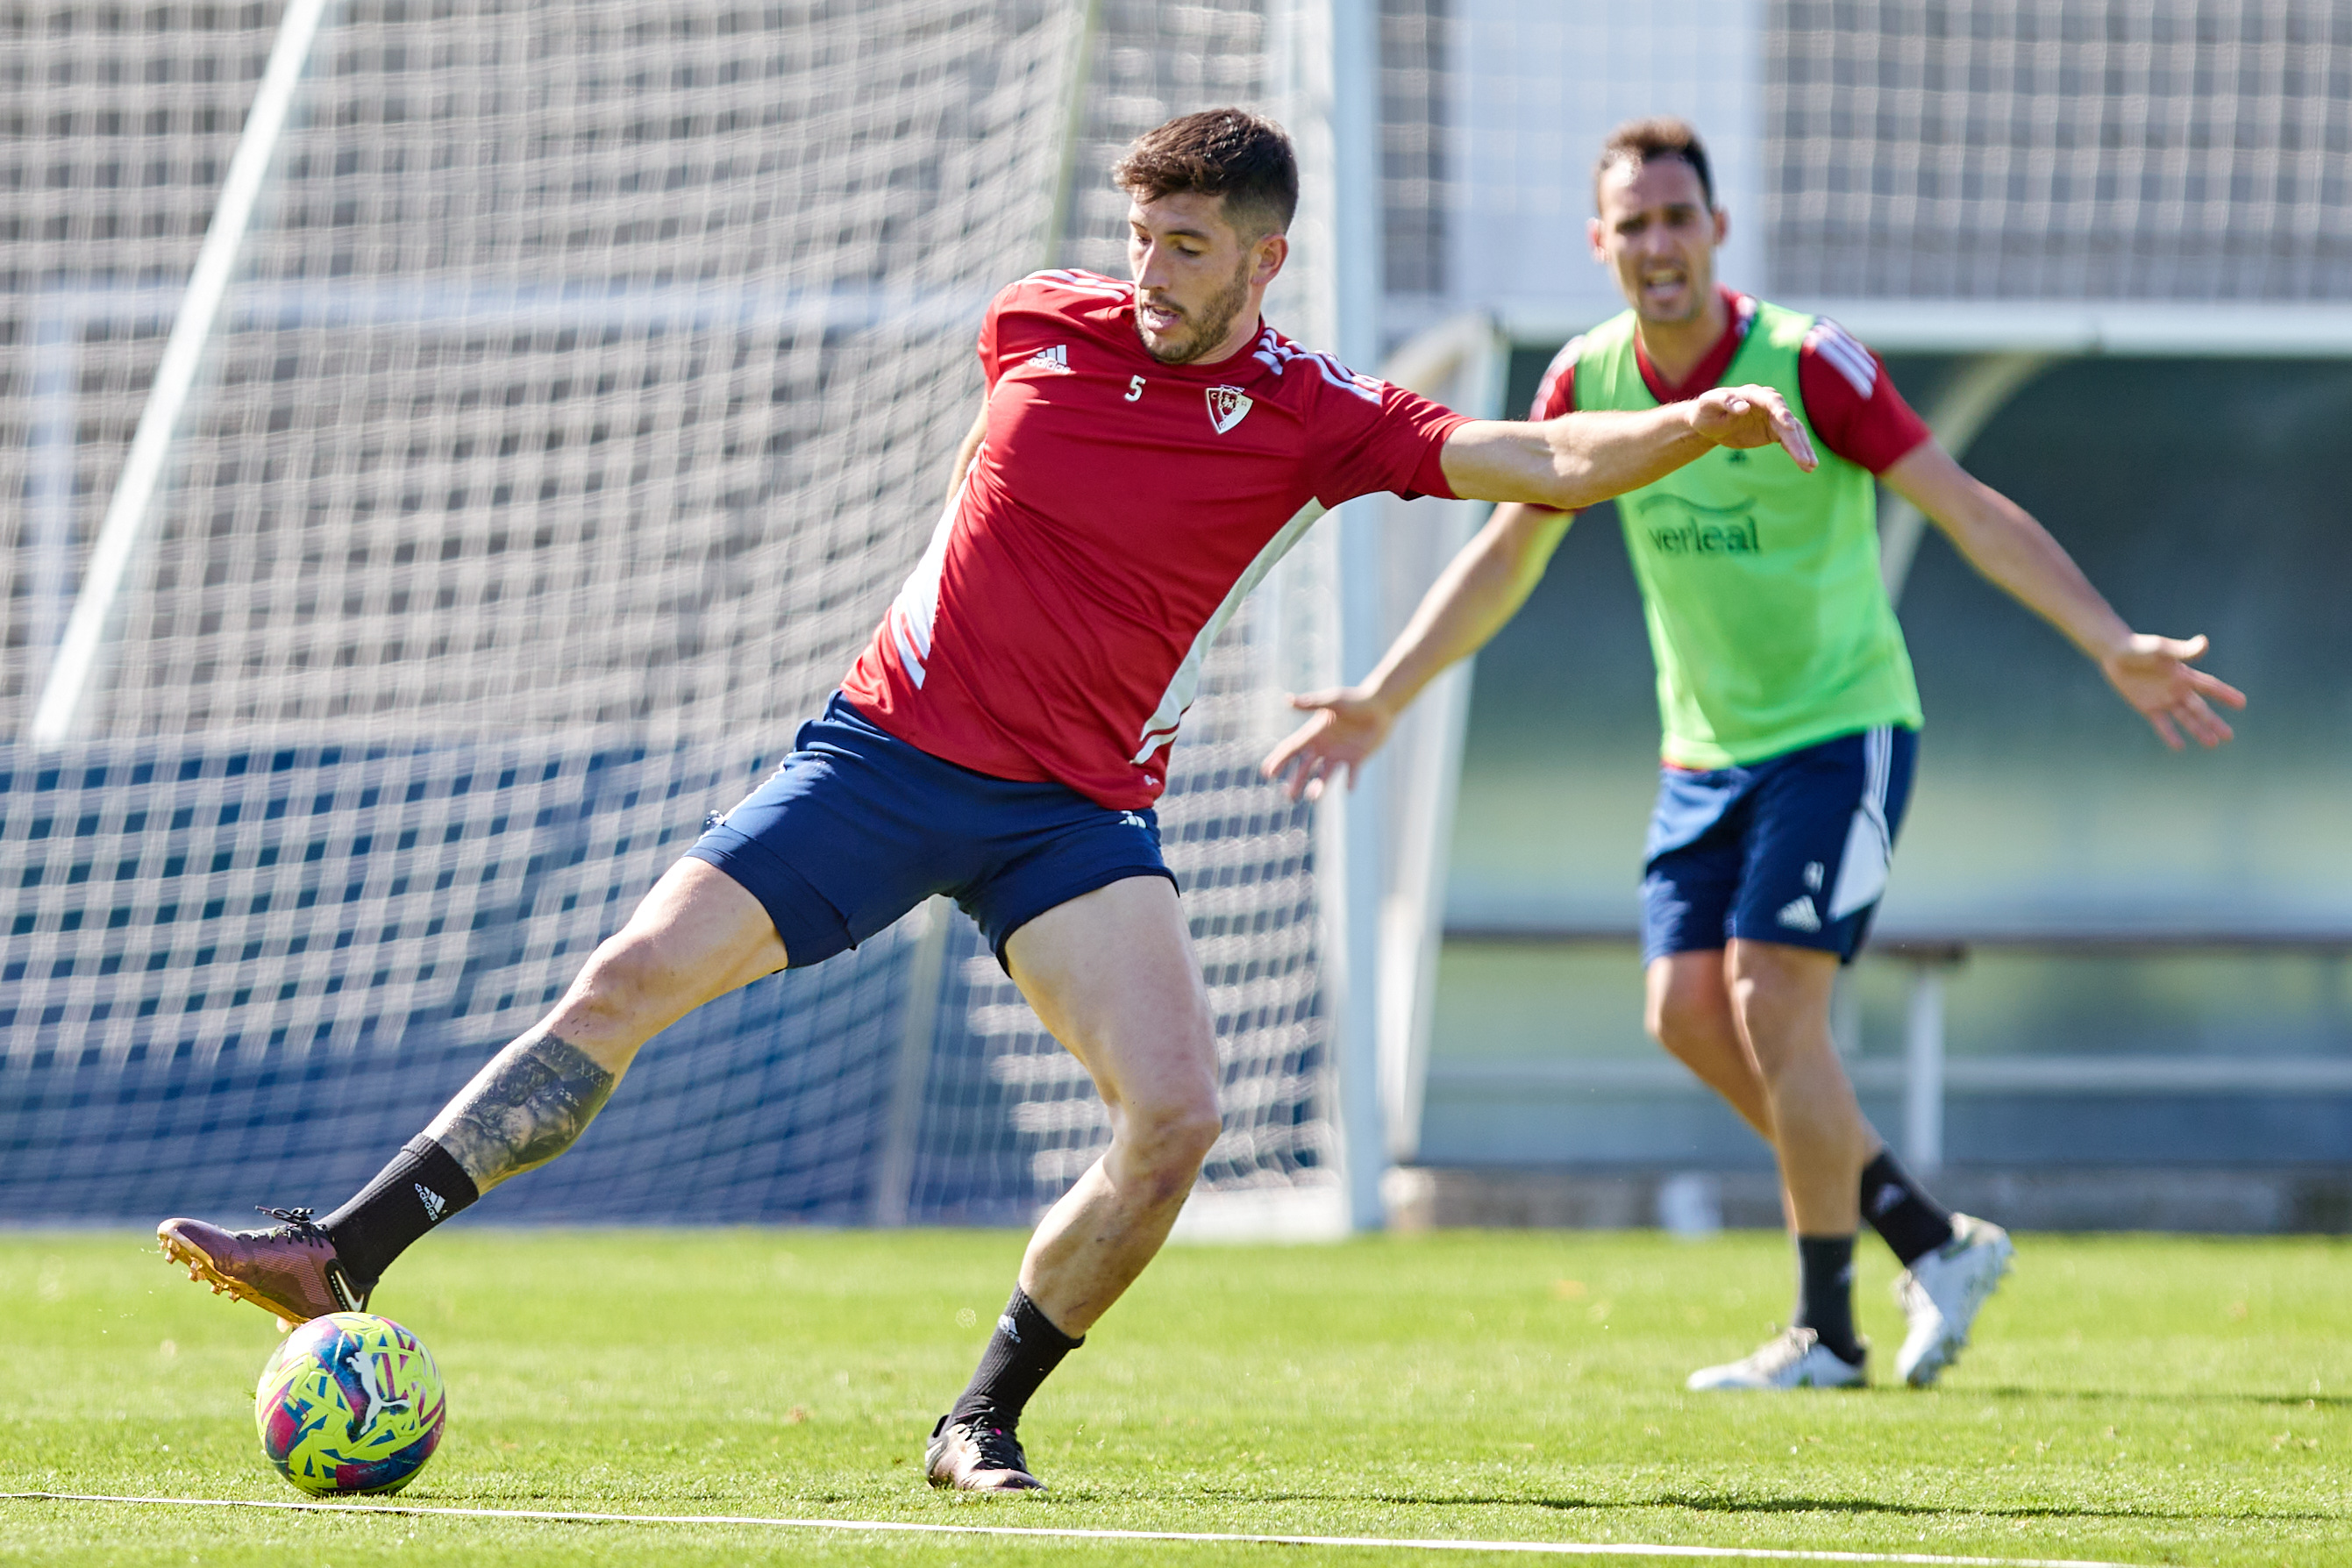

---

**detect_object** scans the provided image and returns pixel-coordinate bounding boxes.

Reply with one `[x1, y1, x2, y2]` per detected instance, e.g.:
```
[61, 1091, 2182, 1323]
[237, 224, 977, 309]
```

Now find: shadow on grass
[1966, 1386, 2352, 1410]
[1177, 1490, 2339, 1525]
[1638, 1493, 2337, 1523]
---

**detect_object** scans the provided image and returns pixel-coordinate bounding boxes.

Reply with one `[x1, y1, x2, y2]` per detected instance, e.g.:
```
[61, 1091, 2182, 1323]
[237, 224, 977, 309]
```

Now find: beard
[1137, 254, 1254, 366]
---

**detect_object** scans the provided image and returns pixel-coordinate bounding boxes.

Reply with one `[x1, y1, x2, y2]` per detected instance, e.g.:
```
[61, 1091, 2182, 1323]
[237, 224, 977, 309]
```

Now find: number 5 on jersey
[1125, 374, 1144, 402]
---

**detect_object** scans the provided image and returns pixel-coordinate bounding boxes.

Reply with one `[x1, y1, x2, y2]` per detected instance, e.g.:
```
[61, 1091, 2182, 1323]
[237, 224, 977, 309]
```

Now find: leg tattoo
[424, 1029, 618, 1192]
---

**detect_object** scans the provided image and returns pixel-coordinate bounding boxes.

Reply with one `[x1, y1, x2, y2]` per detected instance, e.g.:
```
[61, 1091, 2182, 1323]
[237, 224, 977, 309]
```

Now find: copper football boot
[158, 1207, 368, 1329]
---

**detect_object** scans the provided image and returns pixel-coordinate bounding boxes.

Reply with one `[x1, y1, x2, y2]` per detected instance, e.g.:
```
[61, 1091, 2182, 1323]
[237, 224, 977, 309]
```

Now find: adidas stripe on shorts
[1638, 725, 1918, 965]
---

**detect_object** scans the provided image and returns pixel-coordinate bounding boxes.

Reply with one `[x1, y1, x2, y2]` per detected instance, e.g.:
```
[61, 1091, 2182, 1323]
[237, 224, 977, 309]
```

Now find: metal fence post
[1903, 961, 1947, 1173]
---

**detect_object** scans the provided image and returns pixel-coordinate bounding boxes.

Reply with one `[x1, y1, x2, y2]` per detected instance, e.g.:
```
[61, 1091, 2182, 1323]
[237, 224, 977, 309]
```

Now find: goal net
[0, 0, 1342, 1229]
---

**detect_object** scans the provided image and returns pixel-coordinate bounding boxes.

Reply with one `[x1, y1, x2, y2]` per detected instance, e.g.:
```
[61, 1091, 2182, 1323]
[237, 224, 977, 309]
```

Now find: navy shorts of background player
[1640, 724, 1918, 965]
[686, 693, 1176, 972]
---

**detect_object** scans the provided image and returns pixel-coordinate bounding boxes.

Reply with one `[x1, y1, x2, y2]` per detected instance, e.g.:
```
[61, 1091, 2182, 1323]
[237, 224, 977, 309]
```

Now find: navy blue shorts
[684, 694, 1176, 970]
[1640, 725, 1917, 965]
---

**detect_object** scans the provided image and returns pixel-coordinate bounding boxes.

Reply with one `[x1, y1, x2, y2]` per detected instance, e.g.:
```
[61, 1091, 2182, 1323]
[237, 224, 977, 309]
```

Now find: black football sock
[948, 1286, 1083, 1432]
[320, 1134, 480, 1292]
[1792, 1235, 1863, 1365]
[1858, 1147, 1956, 1266]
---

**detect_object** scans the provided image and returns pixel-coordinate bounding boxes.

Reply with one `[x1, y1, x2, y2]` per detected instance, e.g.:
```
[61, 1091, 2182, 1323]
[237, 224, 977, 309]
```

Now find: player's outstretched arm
[1882, 440, 2246, 750]
[1262, 502, 1574, 801]
[1438, 383, 1817, 511]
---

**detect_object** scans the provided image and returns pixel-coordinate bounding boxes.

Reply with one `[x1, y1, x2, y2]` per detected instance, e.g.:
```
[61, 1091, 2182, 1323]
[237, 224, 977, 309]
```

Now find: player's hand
[1261, 688, 1397, 802]
[2099, 632, 2245, 750]
[1686, 384, 1817, 473]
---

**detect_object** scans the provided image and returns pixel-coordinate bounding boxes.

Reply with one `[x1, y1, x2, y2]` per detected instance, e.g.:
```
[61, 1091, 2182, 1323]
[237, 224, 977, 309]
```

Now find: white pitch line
[2, 1492, 2152, 1568]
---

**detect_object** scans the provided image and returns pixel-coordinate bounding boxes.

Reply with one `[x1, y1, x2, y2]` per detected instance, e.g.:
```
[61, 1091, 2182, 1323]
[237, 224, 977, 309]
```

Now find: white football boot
[1686, 1326, 1866, 1391]
[1892, 1213, 2013, 1387]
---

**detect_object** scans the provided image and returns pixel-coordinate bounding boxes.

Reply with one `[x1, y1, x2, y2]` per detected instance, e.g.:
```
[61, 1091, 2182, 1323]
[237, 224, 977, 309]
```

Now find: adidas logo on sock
[1775, 895, 1821, 932]
[998, 1314, 1021, 1342]
[1023, 344, 1072, 374]
[1871, 1182, 1904, 1215]
[416, 1183, 447, 1223]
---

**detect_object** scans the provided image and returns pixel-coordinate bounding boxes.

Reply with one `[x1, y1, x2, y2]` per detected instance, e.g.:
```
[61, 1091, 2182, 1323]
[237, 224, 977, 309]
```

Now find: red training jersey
[840, 270, 1471, 810]
[1528, 288, 1931, 476]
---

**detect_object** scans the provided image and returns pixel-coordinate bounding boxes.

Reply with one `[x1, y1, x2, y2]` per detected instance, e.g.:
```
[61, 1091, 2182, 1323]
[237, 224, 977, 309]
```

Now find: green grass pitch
[3, 1227, 2345, 1566]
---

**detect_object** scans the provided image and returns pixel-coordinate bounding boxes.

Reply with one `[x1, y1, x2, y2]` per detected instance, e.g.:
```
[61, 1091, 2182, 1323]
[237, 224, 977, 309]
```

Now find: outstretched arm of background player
[1262, 502, 1574, 801]
[944, 403, 988, 506]
[1883, 439, 2246, 750]
[1436, 384, 1816, 511]
[1260, 388, 1817, 799]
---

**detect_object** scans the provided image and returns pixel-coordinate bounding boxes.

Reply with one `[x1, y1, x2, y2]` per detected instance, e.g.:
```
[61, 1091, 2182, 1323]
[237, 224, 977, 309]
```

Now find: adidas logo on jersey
[1023, 344, 1072, 374]
[1205, 385, 1253, 433]
[415, 1183, 447, 1222]
[1775, 895, 1821, 932]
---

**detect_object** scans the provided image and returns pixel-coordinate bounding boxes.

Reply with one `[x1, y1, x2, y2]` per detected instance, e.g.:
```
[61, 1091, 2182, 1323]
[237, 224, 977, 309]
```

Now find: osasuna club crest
[1205, 386, 1253, 434]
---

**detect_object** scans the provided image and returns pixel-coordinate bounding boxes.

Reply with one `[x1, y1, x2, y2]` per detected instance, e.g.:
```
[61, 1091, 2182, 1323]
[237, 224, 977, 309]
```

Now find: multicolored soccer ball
[254, 1312, 446, 1496]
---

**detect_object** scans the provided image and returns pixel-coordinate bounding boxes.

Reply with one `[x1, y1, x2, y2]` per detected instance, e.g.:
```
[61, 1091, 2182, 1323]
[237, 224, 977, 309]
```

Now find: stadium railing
[1432, 923, 2352, 1177]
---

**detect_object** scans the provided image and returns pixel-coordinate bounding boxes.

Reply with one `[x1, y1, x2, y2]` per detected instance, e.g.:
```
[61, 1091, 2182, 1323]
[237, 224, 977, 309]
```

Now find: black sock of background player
[1857, 1147, 1956, 1266]
[949, 1286, 1083, 1432]
[1792, 1235, 1863, 1365]
[320, 1134, 480, 1293]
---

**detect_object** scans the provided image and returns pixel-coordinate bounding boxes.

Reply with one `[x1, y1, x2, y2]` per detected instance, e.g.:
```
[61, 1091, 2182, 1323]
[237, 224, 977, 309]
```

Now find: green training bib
[1570, 299, 1922, 767]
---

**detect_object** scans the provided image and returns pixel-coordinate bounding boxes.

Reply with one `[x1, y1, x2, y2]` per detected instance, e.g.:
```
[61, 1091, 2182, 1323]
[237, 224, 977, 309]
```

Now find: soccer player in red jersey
[158, 110, 1811, 1488]
[1265, 118, 2245, 1393]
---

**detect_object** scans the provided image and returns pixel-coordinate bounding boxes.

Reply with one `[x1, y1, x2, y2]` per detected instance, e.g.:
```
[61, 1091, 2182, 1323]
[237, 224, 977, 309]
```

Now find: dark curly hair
[1113, 108, 1299, 239]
